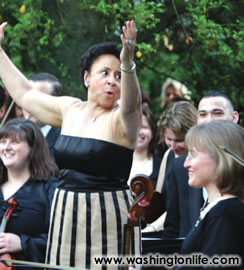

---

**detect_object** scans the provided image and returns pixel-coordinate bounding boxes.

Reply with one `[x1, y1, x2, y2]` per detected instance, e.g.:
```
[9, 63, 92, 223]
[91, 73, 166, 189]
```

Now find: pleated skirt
[46, 188, 141, 269]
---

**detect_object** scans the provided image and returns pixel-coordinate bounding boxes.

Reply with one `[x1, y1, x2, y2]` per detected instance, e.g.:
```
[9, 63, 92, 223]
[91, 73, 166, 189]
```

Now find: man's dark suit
[45, 127, 61, 162]
[162, 154, 204, 238]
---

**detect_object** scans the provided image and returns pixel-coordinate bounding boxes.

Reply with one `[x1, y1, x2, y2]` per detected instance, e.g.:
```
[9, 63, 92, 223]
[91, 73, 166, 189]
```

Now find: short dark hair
[0, 118, 59, 183]
[203, 91, 234, 111]
[141, 104, 158, 157]
[80, 42, 121, 90]
[29, 72, 63, 96]
[0, 84, 5, 108]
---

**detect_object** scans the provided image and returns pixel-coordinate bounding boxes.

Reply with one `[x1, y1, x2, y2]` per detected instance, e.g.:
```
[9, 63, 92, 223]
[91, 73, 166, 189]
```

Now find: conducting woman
[0, 21, 141, 269]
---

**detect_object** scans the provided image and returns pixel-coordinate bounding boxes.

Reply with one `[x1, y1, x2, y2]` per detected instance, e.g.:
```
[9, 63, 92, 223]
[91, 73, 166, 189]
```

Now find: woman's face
[85, 54, 121, 108]
[164, 128, 187, 156]
[136, 115, 152, 151]
[184, 147, 217, 188]
[165, 85, 183, 103]
[0, 135, 31, 170]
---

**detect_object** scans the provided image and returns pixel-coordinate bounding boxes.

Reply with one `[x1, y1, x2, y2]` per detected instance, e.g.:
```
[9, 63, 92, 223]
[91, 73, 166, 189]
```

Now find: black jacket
[162, 154, 204, 238]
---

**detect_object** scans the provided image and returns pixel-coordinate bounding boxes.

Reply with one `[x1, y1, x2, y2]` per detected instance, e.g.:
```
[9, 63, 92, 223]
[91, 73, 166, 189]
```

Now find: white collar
[40, 125, 52, 137]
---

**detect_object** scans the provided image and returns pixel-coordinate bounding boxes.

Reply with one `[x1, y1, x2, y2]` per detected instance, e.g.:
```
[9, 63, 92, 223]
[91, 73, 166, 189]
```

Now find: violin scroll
[3, 197, 18, 222]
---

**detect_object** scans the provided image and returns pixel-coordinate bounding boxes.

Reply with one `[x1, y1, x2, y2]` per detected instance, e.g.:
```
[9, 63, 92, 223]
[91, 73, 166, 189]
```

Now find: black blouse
[177, 198, 244, 269]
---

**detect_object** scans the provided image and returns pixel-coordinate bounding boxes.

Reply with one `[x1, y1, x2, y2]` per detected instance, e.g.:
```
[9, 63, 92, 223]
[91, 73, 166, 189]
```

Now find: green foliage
[184, 0, 244, 123]
[0, 0, 67, 83]
[0, 0, 244, 123]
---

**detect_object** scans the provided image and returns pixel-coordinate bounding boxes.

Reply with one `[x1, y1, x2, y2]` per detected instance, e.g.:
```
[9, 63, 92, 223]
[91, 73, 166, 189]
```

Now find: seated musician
[0, 118, 58, 269]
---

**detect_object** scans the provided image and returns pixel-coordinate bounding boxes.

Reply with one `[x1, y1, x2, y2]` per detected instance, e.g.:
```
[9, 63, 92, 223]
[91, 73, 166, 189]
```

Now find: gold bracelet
[120, 61, 136, 73]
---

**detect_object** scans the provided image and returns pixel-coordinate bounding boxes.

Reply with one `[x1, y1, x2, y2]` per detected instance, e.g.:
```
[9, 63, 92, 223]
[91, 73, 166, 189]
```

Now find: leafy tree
[1, 0, 243, 123]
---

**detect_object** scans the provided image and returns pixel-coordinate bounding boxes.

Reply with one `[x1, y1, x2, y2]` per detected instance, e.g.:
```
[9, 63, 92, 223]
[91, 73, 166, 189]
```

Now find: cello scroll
[128, 174, 154, 226]
[122, 174, 154, 270]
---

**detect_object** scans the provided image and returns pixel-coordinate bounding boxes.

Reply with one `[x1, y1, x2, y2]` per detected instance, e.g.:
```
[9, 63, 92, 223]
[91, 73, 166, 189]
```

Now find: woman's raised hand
[0, 22, 7, 45]
[120, 20, 137, 68]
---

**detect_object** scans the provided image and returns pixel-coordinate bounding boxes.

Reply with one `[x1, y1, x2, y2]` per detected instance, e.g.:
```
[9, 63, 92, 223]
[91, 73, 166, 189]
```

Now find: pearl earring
[84, 81, 89, 88]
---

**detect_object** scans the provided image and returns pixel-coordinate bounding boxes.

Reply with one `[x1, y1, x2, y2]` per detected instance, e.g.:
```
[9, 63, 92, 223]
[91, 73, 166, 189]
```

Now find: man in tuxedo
[162, 91, 239, 238]
[23, 73, 63, 162]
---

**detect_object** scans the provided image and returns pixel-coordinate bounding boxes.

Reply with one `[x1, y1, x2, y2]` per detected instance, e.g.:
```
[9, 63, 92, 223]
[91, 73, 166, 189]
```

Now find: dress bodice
[54, 135, 134, 191]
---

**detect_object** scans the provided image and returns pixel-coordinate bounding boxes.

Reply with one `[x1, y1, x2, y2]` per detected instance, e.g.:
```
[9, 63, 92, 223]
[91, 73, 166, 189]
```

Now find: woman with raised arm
[0, 21, 141, 269]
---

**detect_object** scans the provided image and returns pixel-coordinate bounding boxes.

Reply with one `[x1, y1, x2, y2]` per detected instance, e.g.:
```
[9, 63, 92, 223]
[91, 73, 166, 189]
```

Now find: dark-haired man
[23, 73, 63, 162]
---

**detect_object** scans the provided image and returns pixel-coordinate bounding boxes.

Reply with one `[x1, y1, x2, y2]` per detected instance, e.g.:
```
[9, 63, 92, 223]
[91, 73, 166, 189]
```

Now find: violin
[0, 198, 83, 269]
[0, 197, 18, 270]
[122, 174, 154, 270]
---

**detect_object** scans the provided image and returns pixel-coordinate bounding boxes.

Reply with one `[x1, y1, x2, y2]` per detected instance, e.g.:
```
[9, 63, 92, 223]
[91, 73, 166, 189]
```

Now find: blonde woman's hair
[161, 78, 192, 107]
[185, 120, 244, 200]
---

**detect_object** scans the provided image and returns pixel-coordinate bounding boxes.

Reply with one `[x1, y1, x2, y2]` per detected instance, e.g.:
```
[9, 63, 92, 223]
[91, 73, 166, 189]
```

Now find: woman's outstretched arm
[0, 22, 67, 127]
[117, 20, 142, 144]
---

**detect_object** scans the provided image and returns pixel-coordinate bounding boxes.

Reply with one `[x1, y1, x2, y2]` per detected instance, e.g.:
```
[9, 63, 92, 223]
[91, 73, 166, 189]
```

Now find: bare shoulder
[58, 96, 85, 113]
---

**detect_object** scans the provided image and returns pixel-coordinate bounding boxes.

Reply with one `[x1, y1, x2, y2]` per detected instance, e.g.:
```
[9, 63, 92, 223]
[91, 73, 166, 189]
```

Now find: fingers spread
[123, 20, 136, 42]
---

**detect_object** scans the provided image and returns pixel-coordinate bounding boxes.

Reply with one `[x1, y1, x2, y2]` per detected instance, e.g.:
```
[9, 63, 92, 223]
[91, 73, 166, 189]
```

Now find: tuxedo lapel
[188, 186, 204, 227]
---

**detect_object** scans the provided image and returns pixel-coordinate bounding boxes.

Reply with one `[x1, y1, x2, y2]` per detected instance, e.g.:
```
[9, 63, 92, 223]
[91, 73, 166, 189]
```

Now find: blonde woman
[160, 78, 192, 108]
[176, 120, 244, 269]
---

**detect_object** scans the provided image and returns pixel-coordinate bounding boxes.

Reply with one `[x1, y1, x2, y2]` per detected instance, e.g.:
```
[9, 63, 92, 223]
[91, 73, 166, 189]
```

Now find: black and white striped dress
[46, 136, 141, 269]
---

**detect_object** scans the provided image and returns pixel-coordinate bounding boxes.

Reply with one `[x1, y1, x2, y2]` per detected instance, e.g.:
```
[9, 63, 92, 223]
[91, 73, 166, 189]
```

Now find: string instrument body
[0, 197, 18, 270]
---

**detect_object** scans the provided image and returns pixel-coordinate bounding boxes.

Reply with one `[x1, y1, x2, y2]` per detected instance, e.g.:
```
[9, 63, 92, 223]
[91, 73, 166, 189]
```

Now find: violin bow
[0, 99, 15, 128]
[0, 258, 86, 270]
[221, 147, 244, 167]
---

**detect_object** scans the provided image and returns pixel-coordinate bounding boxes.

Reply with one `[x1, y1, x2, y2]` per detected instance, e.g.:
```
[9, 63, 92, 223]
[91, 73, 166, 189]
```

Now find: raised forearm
[118, 21, 142, 142]
[120, 68, 141, 113]
[0, 46, 32, 106]
[119, 69, 142, 142]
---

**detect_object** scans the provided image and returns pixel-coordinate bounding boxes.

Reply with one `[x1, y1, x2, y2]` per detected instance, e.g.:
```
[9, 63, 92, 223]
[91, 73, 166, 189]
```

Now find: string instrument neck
[121, 174, 154, 270]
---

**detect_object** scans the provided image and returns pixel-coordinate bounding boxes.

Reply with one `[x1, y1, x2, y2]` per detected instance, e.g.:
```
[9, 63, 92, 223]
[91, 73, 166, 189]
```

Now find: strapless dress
[46, 136, 140, 269]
